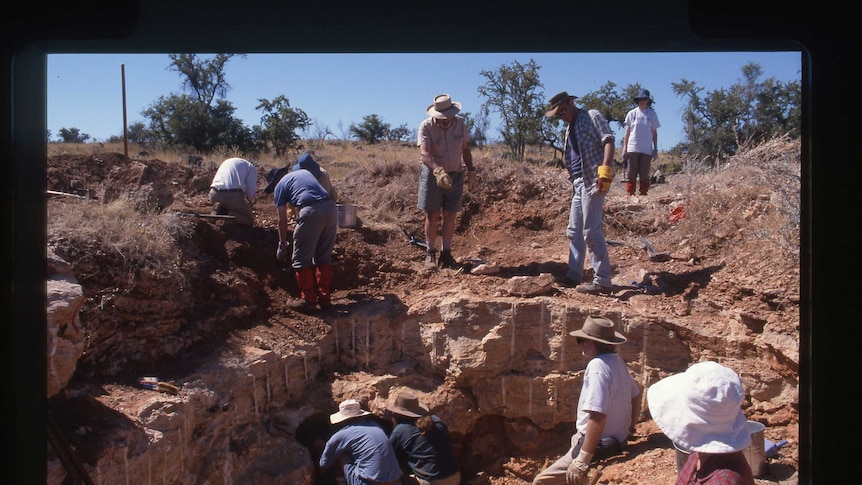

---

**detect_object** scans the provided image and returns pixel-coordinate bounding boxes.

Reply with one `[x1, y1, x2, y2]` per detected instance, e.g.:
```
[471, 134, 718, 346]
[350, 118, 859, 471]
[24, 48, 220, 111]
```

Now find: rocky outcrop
[46, 287, 799, 484]
[47, 248, 85, 398]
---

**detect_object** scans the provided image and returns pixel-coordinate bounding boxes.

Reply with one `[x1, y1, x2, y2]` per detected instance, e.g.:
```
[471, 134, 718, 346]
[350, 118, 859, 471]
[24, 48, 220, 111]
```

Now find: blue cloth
[389, 417, 460, 481]
[273, 169, 330, 209]
[319, 419, 402, 485]
[292, 153, 322, 178]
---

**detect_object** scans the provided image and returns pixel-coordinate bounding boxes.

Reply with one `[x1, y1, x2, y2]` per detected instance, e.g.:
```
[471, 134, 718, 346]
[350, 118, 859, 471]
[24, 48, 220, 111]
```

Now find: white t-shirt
[576, 352, 641, 443]
[211, 157, 258, 204]
[625, 107, 661, 155]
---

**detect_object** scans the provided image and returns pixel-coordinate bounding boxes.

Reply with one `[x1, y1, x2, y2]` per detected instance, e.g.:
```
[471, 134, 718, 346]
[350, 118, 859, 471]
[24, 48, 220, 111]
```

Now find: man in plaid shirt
[545, 91, 616, 295]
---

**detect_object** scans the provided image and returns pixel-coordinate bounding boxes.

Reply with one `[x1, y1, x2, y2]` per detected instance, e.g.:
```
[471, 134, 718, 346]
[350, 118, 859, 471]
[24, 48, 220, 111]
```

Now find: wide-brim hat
[292, 153, 322, 179]
[330, 399, 372, 424]
[634, 89, 652, 103]
[387, 391, 430, 418]
[545, 91, 577, 117]
[426, 94, 462, 119]
[569, 315, 627, 345]
[263, 166, 291, 194]
[647, 361, 751, 453]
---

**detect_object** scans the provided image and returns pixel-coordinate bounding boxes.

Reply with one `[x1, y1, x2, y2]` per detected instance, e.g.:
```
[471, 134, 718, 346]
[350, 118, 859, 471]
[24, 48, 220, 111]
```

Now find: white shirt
[211, 157, 258, 204]
[576, 352, 641, 443]
[625, 107, 661, 155]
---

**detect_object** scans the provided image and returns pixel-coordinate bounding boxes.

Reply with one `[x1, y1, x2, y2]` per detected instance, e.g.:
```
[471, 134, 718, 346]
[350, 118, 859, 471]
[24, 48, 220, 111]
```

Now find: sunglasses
[576, 337, 585, 345]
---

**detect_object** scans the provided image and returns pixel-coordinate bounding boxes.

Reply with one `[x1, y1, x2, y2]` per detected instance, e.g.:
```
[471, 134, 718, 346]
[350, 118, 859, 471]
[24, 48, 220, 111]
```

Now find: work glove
[466, 170, 477, 192]
[566, 450, 593, 485]
[433, 167, 453, 189]
[651, 148, 658, 161]
[597, 165, 614, 193]
[287, 205, 299, 221]
[276, 241, 290, 263]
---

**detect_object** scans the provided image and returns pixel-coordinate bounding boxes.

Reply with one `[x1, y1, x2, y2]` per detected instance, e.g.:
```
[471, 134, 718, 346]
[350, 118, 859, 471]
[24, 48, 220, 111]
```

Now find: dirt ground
[46, 140, 801, 484]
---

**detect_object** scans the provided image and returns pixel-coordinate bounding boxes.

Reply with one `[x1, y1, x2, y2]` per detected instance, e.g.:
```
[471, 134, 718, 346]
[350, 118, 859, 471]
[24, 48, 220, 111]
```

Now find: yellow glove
[466, 170, 477, 192]
[287, 205, 299, 221]
[597, 165, 614, 193]
[433, 167, 453, 189]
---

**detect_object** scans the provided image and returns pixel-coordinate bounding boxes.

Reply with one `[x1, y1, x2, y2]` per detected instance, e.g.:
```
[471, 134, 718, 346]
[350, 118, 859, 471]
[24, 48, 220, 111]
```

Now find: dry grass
[48, 195, 193, 285]
[667, 135, 801, 266]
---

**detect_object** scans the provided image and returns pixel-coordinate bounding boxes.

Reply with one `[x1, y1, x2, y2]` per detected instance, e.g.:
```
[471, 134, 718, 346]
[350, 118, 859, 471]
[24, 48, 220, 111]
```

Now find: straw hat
[569, 316, 627, 345]
[330, 399, 371, 424]
[426, 94, 462, 119]
[647, 361, 751, 453]
[387, 392, 430, 418]
[544, 91, 578, 117]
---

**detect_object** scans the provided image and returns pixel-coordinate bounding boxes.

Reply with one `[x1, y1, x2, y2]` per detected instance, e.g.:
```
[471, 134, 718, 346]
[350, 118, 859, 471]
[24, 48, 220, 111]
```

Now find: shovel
[640, 237, 671, 262]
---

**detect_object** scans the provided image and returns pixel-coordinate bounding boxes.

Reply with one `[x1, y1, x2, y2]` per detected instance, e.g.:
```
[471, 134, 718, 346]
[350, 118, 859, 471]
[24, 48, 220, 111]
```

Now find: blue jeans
[566, 177, 612, 287]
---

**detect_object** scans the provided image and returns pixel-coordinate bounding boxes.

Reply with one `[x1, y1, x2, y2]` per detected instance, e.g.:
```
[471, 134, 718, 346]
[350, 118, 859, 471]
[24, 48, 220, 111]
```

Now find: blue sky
[47, 52, 802, 150]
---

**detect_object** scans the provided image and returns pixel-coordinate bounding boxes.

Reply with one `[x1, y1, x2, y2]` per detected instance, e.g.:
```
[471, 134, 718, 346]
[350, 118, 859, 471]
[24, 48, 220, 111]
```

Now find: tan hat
[569, 315, 627, 345]
[544, 91, 577, 117]
[426, 94, 462, 119]
[330, 399, 371, 424]
[387, 391, 430, 418]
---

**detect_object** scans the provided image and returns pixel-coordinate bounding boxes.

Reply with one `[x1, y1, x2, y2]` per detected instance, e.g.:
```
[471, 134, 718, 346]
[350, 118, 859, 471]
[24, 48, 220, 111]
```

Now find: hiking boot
[425, 250, 437, 269]
[576, 283, 614, 295]
[558, 275, 581, 287]
[438, 250, 458, 269]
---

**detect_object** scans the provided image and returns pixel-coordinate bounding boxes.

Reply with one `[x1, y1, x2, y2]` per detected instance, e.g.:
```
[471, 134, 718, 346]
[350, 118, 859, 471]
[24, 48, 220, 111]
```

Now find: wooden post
[121, 64, 128, 161]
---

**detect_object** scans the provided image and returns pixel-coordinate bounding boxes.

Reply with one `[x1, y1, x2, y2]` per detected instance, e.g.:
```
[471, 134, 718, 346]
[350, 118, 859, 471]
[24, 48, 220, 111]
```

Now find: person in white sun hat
[318, 399, 402, 485]
[647, 361, 755, 485]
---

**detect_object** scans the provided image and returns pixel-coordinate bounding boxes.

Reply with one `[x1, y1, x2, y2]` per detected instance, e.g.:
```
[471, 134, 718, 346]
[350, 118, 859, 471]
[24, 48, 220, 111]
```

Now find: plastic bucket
[673, 442, 690, 472]
[337, 204, 357, 228]
[743, 420, 767, 477]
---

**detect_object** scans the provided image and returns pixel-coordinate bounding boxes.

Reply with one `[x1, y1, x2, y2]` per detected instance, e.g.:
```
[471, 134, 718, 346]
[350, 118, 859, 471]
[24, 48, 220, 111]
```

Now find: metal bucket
[673, 442, 690, 472]
[337, 204, 357, 228]
[743, 420, 767, 477]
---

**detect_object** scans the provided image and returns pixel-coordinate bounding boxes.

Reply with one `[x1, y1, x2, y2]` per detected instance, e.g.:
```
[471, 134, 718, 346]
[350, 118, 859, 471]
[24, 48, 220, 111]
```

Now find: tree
[673, 63, 801, 161]
[460, 106, 491, 148]
[477, 58, 545, 161]
[142, 54, 253, 152]
[168, 54, 239, 106]
[386, 123, 413, 143]
[349, 114, 390, 144]
[126, 122, 156, 146]
[255, 96, 311, 156]
[58, 127, 90, 143]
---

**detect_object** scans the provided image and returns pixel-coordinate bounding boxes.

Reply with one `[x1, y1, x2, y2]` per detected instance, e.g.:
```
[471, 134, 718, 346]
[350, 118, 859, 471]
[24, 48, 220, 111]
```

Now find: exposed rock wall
[47, 289, 798, 484]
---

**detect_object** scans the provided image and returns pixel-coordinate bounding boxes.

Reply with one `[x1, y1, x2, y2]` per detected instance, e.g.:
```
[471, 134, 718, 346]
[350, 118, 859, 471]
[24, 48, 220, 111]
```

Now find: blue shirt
[273, 169, 330, 209]
[319, 419, 402, 484]
[389, 417, 460, 480]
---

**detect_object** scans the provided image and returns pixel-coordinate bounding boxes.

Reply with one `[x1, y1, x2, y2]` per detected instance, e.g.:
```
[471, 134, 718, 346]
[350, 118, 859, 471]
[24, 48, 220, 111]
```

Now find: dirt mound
[46, 138, 801, 484]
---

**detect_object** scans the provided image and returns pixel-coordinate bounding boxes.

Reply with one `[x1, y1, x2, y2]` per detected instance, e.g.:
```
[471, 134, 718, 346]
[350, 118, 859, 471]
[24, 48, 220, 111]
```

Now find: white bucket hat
[330, 399, 371, 424]
[426, 94, 462, 119]
[647, 361, 751, 453]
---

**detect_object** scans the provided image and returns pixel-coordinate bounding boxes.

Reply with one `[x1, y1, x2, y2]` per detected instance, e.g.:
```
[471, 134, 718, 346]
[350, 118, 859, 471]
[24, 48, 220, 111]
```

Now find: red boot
[294, 267, 318, 307]
[639, 182, 649, 196]
[626, 181, 636, 196]
[315, 265, 332, 308]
